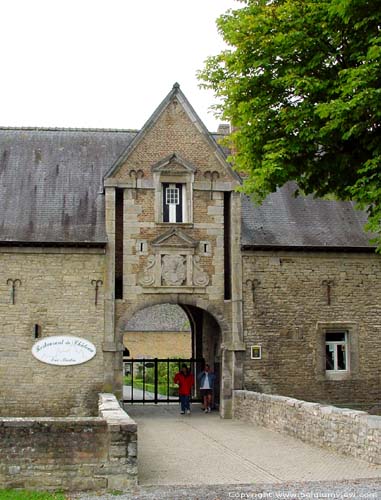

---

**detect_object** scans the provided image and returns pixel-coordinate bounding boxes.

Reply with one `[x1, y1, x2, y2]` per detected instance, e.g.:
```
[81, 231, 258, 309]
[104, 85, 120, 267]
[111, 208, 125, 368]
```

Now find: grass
[124, 376, 178, 396]
[0, 491, 67, 500]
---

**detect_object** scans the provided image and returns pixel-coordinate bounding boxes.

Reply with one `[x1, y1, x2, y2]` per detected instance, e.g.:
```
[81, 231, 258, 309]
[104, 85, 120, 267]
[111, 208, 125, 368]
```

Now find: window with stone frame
[325, 331, 348, 371]
[162, 183, 186, 223]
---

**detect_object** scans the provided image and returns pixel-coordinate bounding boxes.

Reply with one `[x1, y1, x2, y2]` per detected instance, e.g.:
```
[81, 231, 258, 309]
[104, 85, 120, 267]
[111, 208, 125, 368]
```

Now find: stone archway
[115, 296, 234, 417]
[122, 303, 192, 359]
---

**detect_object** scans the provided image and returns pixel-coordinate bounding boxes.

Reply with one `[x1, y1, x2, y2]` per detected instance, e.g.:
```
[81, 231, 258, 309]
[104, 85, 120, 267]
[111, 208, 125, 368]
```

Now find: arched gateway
[102, 84, 245, 418]
[120, 302, 224, 407]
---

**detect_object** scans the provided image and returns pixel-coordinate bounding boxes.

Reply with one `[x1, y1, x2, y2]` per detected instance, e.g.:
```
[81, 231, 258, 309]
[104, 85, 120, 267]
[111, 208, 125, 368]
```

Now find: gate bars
[122, 357, 203, 404]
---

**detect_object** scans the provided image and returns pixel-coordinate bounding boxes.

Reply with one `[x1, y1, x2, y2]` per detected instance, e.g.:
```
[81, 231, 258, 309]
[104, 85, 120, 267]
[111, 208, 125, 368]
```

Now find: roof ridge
[0, 125, 220, 134]
[0, 126, 140, 133]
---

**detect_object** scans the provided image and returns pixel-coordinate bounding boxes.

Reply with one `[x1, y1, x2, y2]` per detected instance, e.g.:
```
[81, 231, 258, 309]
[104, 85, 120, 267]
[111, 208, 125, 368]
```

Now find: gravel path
[73, 478, 381, 500]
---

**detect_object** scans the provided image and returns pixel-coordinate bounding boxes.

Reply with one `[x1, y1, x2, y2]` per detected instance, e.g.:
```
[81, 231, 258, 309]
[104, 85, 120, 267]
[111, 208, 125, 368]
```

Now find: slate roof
[242, 182, 375, 250]
[0, 127, 137, 244]
[0, 122, 375, 250]
[124, 304, 191, 332]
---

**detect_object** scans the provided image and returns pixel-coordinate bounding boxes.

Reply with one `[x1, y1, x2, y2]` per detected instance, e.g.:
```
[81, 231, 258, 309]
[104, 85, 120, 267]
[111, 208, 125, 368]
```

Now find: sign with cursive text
[32, 336, 96, 366]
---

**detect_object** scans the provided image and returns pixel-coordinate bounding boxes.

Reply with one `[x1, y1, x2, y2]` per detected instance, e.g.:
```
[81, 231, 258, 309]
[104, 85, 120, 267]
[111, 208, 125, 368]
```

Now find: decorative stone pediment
[151, 228, 198, 249]
[151, 153, 197, 176]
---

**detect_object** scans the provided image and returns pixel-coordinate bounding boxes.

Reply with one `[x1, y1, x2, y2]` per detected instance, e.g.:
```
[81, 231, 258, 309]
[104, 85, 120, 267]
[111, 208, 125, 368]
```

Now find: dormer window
[152, 153, 195, 225]
[163, 183, 185, 223]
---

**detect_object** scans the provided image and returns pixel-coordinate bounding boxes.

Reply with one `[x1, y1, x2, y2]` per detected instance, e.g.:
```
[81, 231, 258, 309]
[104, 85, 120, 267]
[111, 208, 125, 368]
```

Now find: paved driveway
[123, 385, 170, 401]
[125, 403, 381, 486]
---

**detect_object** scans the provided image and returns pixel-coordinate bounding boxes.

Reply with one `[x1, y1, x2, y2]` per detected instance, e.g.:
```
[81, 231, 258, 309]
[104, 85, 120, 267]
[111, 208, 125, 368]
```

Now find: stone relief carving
[139, 252, 210, 288]
[138, 255, 156, 286]
[161, 254, 186, 286]
[192, 256, 209, 287]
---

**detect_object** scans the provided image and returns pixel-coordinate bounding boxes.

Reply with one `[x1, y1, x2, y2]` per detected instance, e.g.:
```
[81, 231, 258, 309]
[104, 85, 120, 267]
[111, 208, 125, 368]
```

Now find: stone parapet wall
[0, 394, 137, 491]
[233, 390, 381, 465]
[98, 393, 138, 490]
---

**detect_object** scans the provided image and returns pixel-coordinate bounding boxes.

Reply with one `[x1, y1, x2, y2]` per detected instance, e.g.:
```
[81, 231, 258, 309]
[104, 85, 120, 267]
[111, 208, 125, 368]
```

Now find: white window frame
[325, 330, 349, 372]
[250, 345, 262, 360]
[166, 184, 179, 223]
[163, 183, 187, 223]
[165, 186, 180, 206]
[181, 184, 187, 222]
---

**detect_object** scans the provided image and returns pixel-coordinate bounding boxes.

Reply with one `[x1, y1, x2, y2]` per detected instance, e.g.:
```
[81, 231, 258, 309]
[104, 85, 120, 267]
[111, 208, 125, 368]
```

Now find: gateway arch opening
[122, 303, 222, 408]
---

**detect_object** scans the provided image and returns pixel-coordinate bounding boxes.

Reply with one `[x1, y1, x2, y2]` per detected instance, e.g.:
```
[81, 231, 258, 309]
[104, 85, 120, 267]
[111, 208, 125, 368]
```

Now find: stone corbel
[102, 342, 124, 352]
[193, 256, 209, 286]
[139, 255, 156, 286]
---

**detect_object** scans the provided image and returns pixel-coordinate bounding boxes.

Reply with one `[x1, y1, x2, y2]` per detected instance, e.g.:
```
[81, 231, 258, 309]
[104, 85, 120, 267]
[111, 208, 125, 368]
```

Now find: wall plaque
[32, 336, 96, 366]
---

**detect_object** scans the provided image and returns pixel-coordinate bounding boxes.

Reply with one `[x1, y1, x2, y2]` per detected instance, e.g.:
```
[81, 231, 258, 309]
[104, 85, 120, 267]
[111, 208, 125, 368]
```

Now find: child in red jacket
[174, 364, 194, 414]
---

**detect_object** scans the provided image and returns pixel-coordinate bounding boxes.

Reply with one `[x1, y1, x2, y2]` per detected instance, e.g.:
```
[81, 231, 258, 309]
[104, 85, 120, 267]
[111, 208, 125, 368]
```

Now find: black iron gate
[122, 357, 203, 404]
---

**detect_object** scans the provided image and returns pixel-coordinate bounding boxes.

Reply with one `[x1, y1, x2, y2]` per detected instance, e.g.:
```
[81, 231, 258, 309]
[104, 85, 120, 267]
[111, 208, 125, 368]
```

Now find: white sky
[0, 0, 238, 132]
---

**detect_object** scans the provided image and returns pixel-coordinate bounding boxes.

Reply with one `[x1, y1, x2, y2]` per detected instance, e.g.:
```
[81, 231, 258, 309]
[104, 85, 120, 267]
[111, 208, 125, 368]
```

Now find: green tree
[199, 0, 381, 244]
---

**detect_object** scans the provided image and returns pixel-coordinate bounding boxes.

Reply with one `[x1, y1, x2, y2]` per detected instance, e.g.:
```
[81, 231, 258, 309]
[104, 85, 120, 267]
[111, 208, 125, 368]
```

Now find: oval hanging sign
[32, 336, 96, 366]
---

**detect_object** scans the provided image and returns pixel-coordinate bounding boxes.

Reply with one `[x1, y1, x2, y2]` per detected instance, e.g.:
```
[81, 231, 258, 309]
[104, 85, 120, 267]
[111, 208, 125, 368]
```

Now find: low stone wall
[0, 393, 137, 491]
[233, 390, 381, 465]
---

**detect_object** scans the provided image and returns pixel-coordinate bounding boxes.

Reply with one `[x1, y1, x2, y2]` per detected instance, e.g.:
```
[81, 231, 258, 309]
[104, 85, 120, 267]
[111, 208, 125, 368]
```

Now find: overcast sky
[0, 0, 238, 132]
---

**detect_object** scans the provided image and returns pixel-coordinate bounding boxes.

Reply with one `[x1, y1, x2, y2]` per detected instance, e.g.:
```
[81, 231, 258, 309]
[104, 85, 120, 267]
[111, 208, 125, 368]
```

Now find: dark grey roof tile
[0, 128, 137, 243]
[242, 182, 375, 249]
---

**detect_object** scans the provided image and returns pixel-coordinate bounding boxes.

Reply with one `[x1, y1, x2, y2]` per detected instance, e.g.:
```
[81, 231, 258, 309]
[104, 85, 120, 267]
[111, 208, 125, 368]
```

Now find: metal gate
[122, 357, 203, 404]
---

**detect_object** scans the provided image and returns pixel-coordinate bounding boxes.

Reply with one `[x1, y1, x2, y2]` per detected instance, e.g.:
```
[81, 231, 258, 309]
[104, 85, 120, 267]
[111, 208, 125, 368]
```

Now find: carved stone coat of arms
[161, 254, 186, 286]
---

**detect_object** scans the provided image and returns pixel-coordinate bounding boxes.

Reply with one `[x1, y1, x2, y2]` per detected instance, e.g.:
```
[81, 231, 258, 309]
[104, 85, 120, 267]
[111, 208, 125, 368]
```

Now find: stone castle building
[0, 83, 380, 418]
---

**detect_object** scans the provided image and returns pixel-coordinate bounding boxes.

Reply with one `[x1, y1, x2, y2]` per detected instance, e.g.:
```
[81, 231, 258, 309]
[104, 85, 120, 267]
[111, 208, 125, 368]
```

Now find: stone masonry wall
[123, 331, 192, 358]
[242, 251, 381, 408]
[0, 248, 106, 417]
[0, 394, 137, 491]
[233, 390, 381, 465]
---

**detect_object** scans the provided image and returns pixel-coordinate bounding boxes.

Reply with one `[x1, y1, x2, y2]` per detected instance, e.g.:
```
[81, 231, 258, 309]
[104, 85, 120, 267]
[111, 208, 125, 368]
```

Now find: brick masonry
[233, 390, 381, 465]
[242, 251, 381, 409]
[0, 393, 137, 491]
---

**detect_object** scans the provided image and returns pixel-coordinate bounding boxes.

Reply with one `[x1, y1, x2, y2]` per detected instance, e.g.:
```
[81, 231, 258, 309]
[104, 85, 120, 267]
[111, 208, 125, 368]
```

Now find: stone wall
[0, 394, 137, 491]
[0, 247, 106, 417]
[233, 390, 381, 465]
[123, 330, 192, 358]
[242, 251, 381, 407]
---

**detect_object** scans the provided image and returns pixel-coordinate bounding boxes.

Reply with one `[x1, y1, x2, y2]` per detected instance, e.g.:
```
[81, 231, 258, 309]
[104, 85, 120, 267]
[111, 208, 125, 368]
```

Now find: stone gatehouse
[0, 83, 380, 419]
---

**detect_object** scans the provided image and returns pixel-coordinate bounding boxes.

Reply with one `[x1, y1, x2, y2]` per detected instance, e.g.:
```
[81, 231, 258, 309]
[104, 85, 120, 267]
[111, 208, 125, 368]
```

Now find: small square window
[166, 187, 179, 205]
[251, 345, 262, 359]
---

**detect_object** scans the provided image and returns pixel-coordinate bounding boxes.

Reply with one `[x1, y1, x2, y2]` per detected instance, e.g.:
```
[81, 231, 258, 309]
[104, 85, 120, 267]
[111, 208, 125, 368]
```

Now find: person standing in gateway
[198, 364, 216, 413]
[174, 364, 194, 415]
